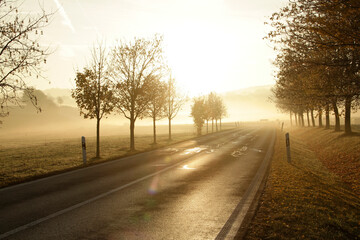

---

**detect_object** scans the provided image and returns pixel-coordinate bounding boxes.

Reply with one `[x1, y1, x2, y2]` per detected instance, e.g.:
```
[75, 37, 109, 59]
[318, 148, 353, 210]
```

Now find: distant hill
[219, 85, 285, 121]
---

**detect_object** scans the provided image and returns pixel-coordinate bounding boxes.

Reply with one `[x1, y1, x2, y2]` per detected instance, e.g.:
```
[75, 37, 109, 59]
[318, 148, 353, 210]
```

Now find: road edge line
[215, 128, 276, 240]
[0, 158, 191, 239]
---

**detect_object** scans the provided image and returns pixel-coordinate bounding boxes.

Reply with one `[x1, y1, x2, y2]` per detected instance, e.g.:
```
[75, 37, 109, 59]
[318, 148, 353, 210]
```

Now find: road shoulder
[243, 128, 360, 239]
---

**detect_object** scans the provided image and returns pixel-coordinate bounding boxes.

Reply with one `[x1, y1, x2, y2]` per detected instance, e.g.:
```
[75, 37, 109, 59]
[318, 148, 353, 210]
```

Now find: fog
[0, 86, 285, 140]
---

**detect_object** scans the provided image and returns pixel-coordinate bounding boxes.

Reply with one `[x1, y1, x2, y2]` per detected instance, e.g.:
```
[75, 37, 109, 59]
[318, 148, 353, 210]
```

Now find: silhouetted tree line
[267, 0, 360, 134]
[72, 36, 186, 157]
[190, 92, 227, 136]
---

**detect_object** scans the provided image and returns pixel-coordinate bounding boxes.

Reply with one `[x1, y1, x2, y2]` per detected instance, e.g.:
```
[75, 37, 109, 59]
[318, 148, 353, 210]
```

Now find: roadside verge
[244, 128, 360, 239]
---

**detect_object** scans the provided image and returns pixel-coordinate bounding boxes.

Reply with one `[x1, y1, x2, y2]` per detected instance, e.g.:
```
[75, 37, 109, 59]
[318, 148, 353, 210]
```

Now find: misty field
[0, 131, 196, 188]
[0, 123, 237, 188]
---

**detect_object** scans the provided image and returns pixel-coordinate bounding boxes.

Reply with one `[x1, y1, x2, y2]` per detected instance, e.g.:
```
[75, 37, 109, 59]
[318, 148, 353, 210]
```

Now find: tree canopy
[0, 0, 52, 118]
[268, 0, 360, 133]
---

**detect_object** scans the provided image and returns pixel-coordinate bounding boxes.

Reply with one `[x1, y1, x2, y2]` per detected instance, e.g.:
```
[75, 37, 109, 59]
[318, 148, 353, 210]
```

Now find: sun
[163, 20, 238, 97]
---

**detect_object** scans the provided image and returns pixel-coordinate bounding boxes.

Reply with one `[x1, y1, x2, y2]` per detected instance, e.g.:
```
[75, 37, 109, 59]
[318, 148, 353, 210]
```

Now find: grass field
[0, 122, 238, 188]
[244, 127, 360, 239]
[0, 132, 197, 188]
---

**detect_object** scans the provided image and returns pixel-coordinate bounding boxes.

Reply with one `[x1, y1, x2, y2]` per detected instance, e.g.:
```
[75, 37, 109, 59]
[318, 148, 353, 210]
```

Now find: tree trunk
[300, 111, 305, 127]
[197, 125, 202, 136]
[318, 110, 323, 128]
[344, 96, 352, 134]
[220, 118, 222, 131]
[168, 117, 172, 140]
[206, 120, 209, 134]
[295, 113, 298, 126]
[290, 111, 293, 126]
[216, 119, 218, 132]
[153, 116, 157, 144]
[325, 105, 330, 129]
[311, 109, 315, 127]
[212, 119, 214, 133]
[306, 110, 310, 127]
[130, 116, 135, 151]
[332, 101, 340, 131]
[96, 117, 100, 158]
[302, 113, 305, 127]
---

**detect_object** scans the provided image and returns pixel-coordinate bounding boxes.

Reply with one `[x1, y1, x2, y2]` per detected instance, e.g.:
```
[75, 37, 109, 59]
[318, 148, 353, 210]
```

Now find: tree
[212, 94, 227, 132]
[205, 92, 227, 132]
[203, 97, 212, 134]
[166, 75, 186, 140]
[111, 35, 164, 151]
[72, 43, 114, 158]
[190, 97, 206, 136]
[207, 92, 217, 132]
[217, 98, 227, 131]
[267, 0, 360, 134]
[146, 75, 167, 144]
[0, 0, 52, 118]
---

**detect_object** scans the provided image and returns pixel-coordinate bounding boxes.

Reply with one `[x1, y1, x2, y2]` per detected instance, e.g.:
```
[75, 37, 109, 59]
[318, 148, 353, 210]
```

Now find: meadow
[0, 123, 236, 188]
[245, 127, 360, 239]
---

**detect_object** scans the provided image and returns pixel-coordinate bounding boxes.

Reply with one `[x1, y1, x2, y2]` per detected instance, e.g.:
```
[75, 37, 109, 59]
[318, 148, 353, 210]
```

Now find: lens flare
[148, 175, 159, 195]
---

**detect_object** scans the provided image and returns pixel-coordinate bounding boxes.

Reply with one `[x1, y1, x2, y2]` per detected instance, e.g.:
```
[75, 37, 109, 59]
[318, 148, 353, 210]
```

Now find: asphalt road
[0, 127, 275, 240]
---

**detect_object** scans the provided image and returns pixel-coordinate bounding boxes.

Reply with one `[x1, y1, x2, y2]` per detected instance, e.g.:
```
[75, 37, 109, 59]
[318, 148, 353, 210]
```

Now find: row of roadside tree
[268, 0, 360, 134]
[190, 93, 227, 136]
[72, 35, 186, 158]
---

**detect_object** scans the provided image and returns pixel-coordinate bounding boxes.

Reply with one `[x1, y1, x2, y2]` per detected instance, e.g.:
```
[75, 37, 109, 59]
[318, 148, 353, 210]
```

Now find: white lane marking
[0, 158, 193, 239]
[216, 129, 276, 239]
[0, 129, 249, 239]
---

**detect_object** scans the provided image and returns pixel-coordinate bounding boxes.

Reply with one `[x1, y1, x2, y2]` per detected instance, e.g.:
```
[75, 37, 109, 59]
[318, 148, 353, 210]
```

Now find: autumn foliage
[268, 0, 360, 134]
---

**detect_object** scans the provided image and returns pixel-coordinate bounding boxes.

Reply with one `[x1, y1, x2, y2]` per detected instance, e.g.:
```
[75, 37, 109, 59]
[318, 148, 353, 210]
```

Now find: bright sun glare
[164, 21, 239, 97]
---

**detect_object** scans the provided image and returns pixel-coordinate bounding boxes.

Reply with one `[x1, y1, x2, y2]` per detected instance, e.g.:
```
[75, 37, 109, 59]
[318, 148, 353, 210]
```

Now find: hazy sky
[27, 0, 287, 96]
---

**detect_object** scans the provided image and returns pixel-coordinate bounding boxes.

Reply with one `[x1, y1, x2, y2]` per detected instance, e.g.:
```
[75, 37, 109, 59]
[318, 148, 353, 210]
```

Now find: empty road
[0, 127, 275, 239]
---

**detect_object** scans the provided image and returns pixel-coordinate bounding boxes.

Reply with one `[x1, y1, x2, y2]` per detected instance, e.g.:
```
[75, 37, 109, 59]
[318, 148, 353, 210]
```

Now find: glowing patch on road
[180, 147, 206, 155]
[252, 148, 262, 153]
[206, 149, 216, 153]
[181, 165, 195, 170]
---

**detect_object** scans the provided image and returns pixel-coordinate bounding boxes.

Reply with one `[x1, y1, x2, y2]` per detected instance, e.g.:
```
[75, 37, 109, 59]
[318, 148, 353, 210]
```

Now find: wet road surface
[0, 127, 275, 239]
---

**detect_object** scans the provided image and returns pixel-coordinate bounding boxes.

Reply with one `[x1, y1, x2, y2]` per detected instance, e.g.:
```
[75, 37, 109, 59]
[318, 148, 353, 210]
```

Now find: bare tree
[111, 35, 164, 151]
[166, 75, 186, 140]
[72, 43, 114, 158]
[0, 0, 52, 118]
[147, 75, 167, 144]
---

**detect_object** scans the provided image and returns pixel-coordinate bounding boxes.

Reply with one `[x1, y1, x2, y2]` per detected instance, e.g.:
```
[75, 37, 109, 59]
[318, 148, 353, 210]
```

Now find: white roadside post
[285, 132, 291, 163]
[81, 136, 87, 164]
